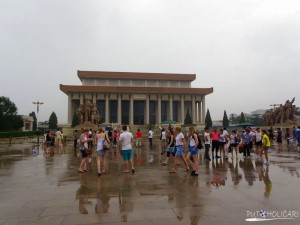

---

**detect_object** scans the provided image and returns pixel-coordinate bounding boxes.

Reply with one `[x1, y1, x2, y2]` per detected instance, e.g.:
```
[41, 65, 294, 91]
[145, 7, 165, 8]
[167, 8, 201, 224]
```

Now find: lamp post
[32, 101, 44, 130]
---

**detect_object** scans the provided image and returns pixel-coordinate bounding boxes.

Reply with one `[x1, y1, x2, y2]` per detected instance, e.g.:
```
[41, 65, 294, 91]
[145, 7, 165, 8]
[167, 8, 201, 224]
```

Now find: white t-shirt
[175, 133, 184, 146]
[161, 131, 166, 140]
[223, 130, 229, 137]
[149, 130, 153, 138]
[56, 131, 62, 139]
[204, 132, 211, 145]
[119, 131, 133, 150]
[255, 132, 262, 142]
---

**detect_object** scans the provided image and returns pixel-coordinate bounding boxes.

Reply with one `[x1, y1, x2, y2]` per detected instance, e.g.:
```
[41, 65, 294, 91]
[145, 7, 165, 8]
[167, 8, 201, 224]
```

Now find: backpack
[193, 133, 203, 149]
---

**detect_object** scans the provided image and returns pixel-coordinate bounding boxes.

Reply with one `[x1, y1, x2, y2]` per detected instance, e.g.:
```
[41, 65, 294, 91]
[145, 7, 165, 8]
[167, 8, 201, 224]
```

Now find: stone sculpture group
[263, 98, 298, 126]
[75, 99, 100, 125]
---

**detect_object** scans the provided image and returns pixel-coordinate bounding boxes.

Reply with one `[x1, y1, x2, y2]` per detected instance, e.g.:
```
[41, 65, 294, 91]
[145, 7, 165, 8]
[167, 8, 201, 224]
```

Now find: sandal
[78, 170, 85, 173]
[185, 168, 190, 172]
[132, 169, 135, 174]
[123, 170, 129, 173]
[162, 162, 167, 166]
[97, 172, 102, 176]
[101, 171, 106, 174]
[169, 169, 176, 174]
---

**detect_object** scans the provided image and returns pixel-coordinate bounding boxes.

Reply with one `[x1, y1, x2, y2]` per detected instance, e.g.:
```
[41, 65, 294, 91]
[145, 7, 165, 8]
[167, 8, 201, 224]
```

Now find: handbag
[85, 147, 93, 155]
[103, 134, 110, 150]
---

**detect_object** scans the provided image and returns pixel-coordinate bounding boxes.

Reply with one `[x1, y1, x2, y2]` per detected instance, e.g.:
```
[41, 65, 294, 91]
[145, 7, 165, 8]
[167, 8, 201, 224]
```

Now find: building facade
[60, 71, 213, 125]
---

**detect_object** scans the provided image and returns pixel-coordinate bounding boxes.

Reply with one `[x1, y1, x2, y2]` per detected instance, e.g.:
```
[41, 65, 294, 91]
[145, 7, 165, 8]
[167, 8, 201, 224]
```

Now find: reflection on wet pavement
[0, 142, 300, 225]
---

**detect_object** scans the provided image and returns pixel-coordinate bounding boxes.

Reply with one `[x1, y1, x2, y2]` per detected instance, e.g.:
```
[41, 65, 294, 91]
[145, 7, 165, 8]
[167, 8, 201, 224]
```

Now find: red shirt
[211, 131, 220, 141]
[136, 131, 142, 138]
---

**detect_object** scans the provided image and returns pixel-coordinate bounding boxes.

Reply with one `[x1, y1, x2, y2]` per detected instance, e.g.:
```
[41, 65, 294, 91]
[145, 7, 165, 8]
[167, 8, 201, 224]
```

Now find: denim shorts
[175, 145, 184, 157]
[96, 150, 105, 156]
[188, 146, 198, 155]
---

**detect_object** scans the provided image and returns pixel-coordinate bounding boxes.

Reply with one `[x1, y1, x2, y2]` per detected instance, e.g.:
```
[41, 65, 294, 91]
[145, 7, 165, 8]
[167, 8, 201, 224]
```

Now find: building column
[105, 94, 109, 123]
[146, 95, 150, 124]
[80, 94, 84, 104]
[192, 95, 196, 124]
[202, 96, 206, 124]
[93, 94, 96, 104]
[118, 94, 122, 124]
[169, 95, 173, 121]
[129, 95, 134, 125]
[198, 101, 202, 123]
[181, 95, 185, 124]
[157, 94, 161, 124]
[68, 94, 72, 124]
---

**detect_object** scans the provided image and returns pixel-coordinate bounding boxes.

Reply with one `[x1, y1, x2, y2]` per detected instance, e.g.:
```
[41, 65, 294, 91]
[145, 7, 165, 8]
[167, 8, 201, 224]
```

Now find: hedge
[0, 131, 41, 138]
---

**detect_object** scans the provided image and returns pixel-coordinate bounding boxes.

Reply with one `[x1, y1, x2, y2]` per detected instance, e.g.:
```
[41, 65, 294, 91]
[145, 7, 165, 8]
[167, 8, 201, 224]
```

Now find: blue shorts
[96, 150, 105, 156]
[168, 146, 175, 153]
[80, 149, 87, 158]
[188, 146, 199, 155]
[175, 145, 184, 157]
[122, 149, 132, 161]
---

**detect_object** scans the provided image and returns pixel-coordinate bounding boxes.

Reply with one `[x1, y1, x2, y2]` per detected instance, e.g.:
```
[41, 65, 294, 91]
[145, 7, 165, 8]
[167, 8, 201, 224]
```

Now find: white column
[157, 94, 161, 124]
[146, 95, 150, 124]
[68, 94, 72, 124]
[181, 95, 185, 123]
[105, 94, 109, 123]
[169, 95, 173, 121]
[198, 101, 202, 123]
[192, 95, 196, 124]
[118, 94, 122, 124]
[202, 96, 206, 124]
[129, 95, 133, 125]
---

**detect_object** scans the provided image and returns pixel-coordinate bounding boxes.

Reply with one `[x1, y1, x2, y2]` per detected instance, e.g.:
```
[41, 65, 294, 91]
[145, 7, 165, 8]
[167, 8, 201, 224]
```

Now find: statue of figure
[275, 104, 284, 124]
[76, 104, 85, 125]
[83, 99, 92, 122]
[283, 97, 295, 123]
[90, 103, 100, 125]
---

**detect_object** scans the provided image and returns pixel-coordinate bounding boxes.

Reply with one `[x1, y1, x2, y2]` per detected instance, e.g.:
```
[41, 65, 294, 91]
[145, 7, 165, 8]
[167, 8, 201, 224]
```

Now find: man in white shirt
[55, 129, 62, 147]
[148, 129, 154, 147]
[119, 125, 135, 173]
[204, 127, 211, 161]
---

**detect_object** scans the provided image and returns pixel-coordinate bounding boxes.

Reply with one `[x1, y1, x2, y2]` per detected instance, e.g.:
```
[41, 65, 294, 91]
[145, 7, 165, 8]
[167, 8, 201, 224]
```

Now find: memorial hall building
[60, 71, 213, 125]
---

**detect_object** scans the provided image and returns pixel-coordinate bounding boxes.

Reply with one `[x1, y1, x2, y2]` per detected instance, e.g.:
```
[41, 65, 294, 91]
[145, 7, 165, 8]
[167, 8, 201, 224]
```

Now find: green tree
[184, 109, 193, 125]
[223, 110, 230, 127]
[205, 109, 212, 128]
[48, 111, 58, 129]
[10, 115, 24, 131]
[29, 111, 37, 131]
[0, 96, 18, 131]
[71, 112, 80, 128]
[240, 112, 246, 123]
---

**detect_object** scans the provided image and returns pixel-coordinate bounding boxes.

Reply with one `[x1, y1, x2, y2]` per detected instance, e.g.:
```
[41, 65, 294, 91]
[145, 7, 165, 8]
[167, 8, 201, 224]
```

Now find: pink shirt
[211, 131, 220, 141]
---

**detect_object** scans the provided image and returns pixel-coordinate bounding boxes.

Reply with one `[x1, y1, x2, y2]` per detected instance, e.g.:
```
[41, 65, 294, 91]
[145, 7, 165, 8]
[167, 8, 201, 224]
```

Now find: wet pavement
[0, 142, 300, 225]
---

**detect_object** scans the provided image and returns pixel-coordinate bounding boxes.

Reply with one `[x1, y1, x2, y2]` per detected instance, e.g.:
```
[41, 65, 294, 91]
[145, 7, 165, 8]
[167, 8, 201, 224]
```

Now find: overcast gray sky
[1, 0, 299, 123]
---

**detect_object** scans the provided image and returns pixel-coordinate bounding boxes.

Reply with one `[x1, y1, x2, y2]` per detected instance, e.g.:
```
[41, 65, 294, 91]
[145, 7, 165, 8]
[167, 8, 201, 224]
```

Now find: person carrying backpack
[186, 126, 199, 176]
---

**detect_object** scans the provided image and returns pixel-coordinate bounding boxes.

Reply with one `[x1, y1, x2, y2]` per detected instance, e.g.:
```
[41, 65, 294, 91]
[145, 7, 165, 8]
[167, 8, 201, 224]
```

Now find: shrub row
[0, 131, 41, 138]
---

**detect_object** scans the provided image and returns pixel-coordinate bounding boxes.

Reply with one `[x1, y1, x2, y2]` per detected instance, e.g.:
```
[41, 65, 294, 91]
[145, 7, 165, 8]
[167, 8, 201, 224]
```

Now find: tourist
[211, 127, 220, 158]
[78, 129, 90, 173]
[74, 130, 78, 148]
[204, 127, 211, 161]
[135, 129, 142, 148]
[170, 127, 189, 173]
[160, 128, 167, 155]
[118, 125, 135, 173]
[55, 128, 63, 148]
[275, 128, 282, 152]
[95, 128, 111, 176]
[243, 128, 252, 158]
[295, 126, 300, 152]
[148, 128, 154, 147]
[285, 128, 293, 147]
[162, 127, 175, 166]
[186, 126, 199, 176]
[44, 130, 51, 154]
[218, 129, 226, 158]
[113, 130, 118, 146]
[255, 128, 262, 156]
[229, 130, 238, 159]
[261, 129, 271, 166]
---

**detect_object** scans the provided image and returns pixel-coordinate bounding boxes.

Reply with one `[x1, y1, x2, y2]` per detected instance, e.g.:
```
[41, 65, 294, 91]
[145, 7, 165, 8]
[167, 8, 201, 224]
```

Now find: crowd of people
[74, 125, 300, 177]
